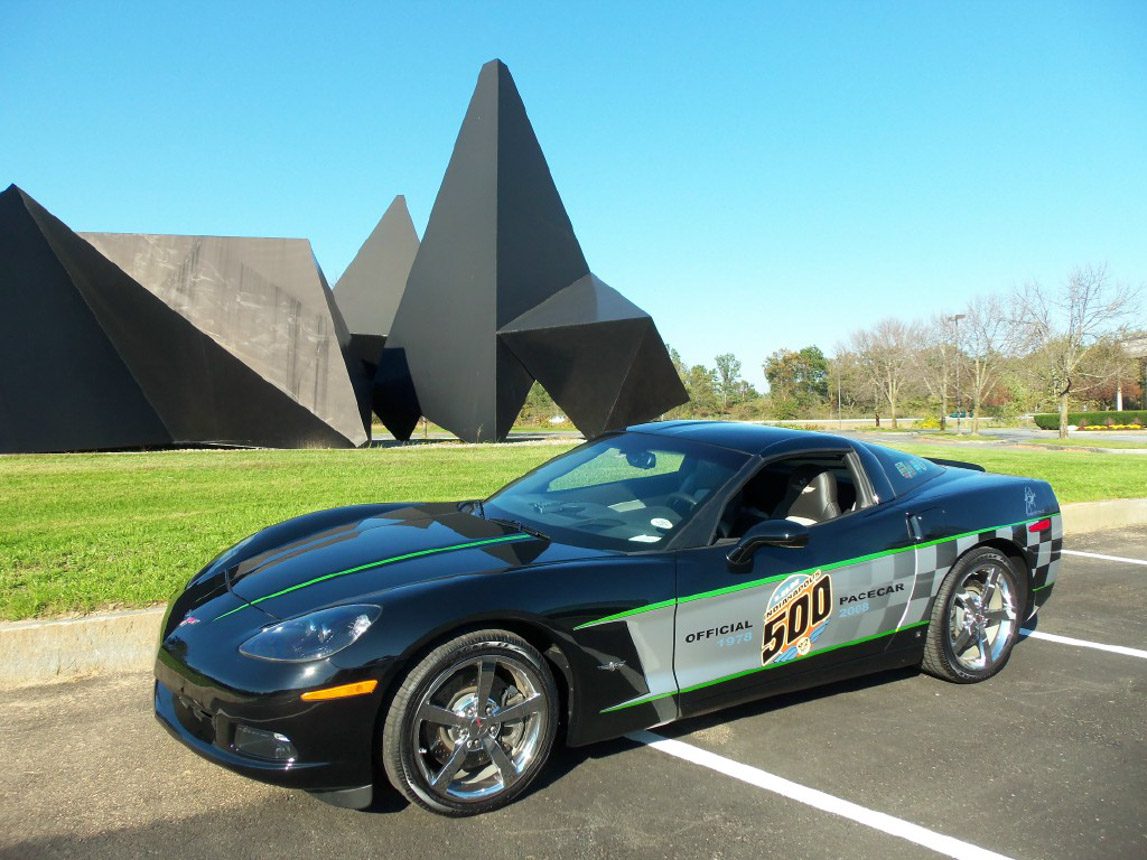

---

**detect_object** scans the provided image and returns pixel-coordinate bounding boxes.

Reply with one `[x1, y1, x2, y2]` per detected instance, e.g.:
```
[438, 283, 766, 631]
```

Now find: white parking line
[1060, 549, 1147, 567]
[628, 730, 1014, 860]
[1020, 629, 1147, 660]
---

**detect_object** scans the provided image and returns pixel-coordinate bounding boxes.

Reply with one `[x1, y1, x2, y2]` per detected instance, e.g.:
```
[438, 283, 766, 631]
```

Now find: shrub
[1033, 410, 1147, 430]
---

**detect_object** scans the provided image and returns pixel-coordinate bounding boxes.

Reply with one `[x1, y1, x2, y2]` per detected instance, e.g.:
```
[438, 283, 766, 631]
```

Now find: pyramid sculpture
[381, 60, 687, 442]
[334, 195, 422, 437]
[0, 185, 367, 452]
[335, 195, 419, 340]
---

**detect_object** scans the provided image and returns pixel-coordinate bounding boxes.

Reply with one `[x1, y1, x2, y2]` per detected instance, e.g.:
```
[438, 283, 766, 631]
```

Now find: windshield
[483, 432, 748, 551]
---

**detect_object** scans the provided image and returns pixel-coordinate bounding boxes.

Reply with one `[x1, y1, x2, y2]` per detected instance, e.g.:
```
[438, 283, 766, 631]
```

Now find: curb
[1058, 498, 1147, 535]
[0, 607, 164, 690]
[3, 500, 1146, 691]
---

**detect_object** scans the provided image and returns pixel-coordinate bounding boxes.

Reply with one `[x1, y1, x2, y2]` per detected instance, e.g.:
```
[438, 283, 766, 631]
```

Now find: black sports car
[154, 421, 1062, 815]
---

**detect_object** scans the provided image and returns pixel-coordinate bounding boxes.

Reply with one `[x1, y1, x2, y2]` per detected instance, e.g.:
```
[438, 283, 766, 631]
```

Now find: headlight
[239, 605, 381, 662]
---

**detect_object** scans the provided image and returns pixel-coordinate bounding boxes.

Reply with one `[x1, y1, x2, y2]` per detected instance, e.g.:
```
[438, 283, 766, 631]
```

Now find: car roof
[626, 419, 853, 455]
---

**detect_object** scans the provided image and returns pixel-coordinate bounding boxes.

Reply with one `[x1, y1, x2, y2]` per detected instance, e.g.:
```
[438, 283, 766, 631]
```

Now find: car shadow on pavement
[353, 657, 1025, 816]
[649, 664, 922, 741]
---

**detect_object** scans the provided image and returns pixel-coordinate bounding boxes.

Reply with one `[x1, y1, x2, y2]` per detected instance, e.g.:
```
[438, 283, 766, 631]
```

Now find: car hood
[216, 503, 607, 622]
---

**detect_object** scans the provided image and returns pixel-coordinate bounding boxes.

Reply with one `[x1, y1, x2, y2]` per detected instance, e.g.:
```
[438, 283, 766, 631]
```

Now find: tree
[763, 346, 829, 413]
[848, 319, 921, 428]
[714, 353, 743, 413]
[1016, 264, 1142, 437]
[684, 364, 720, 415]
[917, 314, 960, 429]
[959, 295, 1021, 433]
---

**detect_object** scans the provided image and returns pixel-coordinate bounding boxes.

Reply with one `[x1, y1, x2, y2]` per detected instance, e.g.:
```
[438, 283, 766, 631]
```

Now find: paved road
[3, 529, 1145, 859]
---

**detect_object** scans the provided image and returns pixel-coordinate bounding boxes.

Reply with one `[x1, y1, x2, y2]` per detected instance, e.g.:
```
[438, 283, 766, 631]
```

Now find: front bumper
[153, 655, 386, 796]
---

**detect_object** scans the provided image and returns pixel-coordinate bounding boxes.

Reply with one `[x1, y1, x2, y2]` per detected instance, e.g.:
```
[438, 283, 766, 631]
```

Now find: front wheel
[922, 547, 1026, 683]
[382, 629, 558, 816]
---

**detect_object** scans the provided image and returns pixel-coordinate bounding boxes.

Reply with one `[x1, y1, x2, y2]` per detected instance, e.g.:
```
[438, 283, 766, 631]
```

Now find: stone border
[3, 500, 1145, 690]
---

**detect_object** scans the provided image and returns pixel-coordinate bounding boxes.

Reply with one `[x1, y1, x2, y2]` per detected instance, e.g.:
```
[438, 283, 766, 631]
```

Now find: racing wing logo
[761, 570, 833, 666]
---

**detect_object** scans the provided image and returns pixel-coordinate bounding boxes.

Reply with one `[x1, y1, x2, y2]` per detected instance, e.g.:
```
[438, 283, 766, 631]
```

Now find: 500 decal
[761, 570, 832, 666]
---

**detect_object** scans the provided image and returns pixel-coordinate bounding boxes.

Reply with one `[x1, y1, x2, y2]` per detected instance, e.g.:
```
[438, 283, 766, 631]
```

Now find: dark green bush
[1033, 410, 1147, 430]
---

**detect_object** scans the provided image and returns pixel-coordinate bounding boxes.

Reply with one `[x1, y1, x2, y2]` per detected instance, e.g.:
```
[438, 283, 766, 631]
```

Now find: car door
[673, 450, 922, 719]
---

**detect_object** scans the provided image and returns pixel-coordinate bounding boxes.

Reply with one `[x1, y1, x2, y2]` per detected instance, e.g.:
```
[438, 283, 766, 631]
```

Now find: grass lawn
[893, 443, 1147, 503]
[1017, 437, 1147, 450]
[1, 440, 1143, 620]
[0, 444, 572, 620]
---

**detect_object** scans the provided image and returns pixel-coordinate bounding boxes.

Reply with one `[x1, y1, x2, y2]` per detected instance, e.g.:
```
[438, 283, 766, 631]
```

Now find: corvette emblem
[177, 616, 201, 627]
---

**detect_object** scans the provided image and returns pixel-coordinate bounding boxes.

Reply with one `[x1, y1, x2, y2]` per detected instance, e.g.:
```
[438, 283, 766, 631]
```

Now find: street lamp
[949, 314, 966, 434]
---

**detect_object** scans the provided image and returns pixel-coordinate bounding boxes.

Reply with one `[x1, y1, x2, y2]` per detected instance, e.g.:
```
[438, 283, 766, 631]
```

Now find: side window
[716, 453, 864, 541]
[865, 444, 943, 497]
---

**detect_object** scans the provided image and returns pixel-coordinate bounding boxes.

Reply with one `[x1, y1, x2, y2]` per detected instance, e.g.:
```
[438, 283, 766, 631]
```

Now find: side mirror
[726, 520, 809, 572]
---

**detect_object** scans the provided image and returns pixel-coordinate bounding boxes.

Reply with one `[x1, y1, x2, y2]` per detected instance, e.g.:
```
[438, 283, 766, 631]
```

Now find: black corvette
[154, 421, 1062, 815]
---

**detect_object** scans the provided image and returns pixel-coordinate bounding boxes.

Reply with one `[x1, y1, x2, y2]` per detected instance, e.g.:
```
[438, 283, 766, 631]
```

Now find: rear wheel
[382, 629, 558, 816]
[922, 547, 1026, 683]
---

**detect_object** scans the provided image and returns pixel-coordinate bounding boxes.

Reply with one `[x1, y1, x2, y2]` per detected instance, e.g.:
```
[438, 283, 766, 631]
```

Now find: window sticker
[893, 457, 932, 480]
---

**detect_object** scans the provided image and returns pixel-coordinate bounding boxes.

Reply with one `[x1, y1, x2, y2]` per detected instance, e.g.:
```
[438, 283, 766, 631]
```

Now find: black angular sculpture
[382, 59, 687, 442]
[334, 195, 422, 439]
[335, 195, 419, 340]
[0, 185, 368, 453]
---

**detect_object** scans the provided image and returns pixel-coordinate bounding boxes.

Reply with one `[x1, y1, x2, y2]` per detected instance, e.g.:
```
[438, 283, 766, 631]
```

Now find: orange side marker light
[301, 680, 378, 702]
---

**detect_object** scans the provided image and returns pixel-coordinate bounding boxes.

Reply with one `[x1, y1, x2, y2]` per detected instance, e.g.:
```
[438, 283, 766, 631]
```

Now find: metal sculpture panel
[0, 184, 367, 452]
[382, 60, 687, 442]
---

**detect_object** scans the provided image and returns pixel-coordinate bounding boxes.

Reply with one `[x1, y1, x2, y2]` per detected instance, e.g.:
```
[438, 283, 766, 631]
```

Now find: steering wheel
[666, 492, 698, 517]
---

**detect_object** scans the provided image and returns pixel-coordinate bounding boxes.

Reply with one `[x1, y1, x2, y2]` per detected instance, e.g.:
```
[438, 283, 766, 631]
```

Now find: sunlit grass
[1, 440, 1142, 619]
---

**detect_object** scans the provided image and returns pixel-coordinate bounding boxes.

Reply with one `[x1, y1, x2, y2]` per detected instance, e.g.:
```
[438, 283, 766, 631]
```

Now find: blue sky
[4, 1, 1145, 387]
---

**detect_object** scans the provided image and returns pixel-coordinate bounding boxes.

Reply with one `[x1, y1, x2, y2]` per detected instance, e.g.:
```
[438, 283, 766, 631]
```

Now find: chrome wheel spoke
[482, 735, 517, 786]
[984, 607, 1012, 625]
[475, 659, 496, 709]
[977, 627, 993, 670]
[952, 626, 974, 654]
[431, 741, 469, 789]
[494, 694, 543, 723]
[980, 570, 999, 606]
[417, 703, 468, 728]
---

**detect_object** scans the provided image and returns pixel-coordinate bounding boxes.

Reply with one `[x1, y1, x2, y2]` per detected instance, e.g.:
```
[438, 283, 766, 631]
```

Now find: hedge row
[1033, 410, 1147, 429]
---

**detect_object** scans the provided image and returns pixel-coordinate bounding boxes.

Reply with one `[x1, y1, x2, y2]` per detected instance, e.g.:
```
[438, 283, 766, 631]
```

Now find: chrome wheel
[411, 651, 549, 804]
[947, 560, 1017, 673]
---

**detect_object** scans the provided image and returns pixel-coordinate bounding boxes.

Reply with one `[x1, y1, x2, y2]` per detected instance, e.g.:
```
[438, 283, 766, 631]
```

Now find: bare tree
[917, 314, 959, 428]
[960, 295, 1021, 433]
[848, 318, 921, 429]
[828, 347, 868, 419]
[1016, 264, 1142, 437]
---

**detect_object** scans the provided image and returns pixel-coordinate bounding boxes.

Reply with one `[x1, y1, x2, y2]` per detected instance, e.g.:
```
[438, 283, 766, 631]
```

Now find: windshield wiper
[487, 517, 549, 541]
[460, 499, 487, 518]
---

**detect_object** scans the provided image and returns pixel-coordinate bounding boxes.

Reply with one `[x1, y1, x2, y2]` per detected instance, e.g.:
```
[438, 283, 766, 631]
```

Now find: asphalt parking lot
[2, 527, 1144, 860]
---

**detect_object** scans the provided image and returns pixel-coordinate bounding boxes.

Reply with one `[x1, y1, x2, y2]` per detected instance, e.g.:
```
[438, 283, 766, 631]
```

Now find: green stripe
[601, 620, 931, 713]
[214, 533, 534, 621]
[573, 599, 676, 630]
[578, 514, 1056, 629]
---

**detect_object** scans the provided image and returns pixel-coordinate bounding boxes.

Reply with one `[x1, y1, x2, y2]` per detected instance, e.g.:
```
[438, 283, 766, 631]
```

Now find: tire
[382, 629, 558, 816]
[922, 547, 1027, 683]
